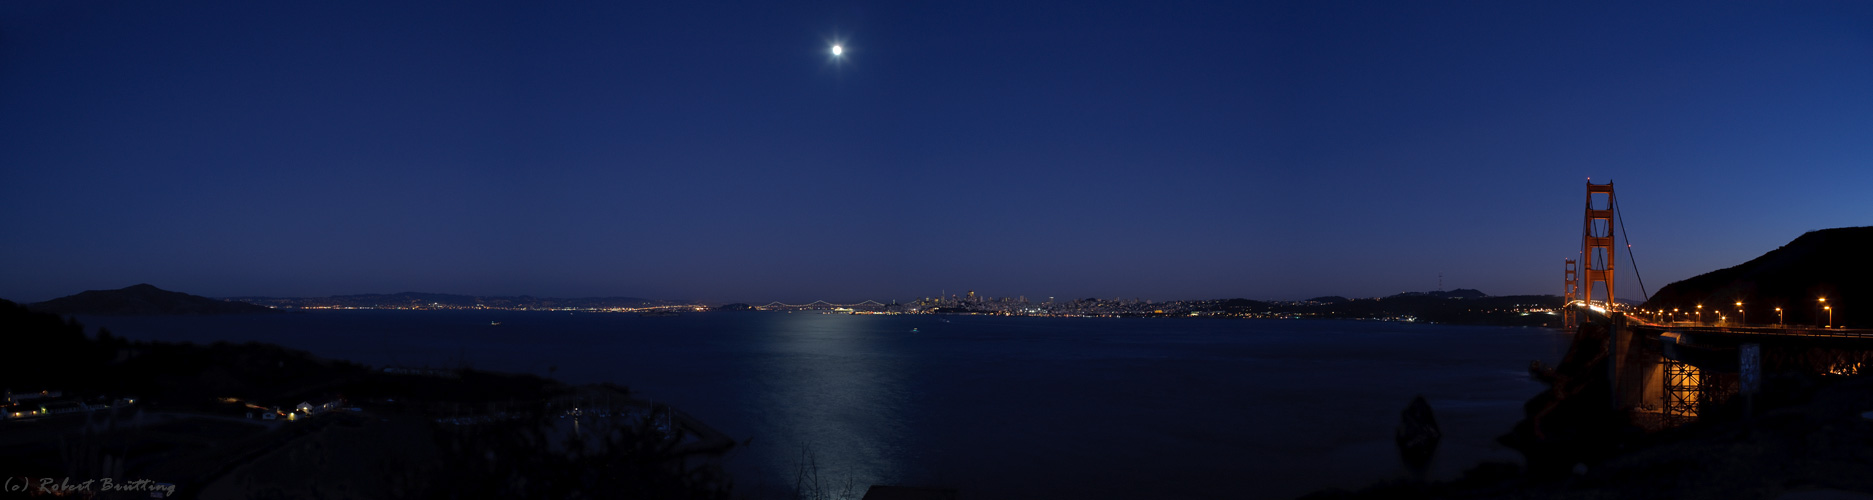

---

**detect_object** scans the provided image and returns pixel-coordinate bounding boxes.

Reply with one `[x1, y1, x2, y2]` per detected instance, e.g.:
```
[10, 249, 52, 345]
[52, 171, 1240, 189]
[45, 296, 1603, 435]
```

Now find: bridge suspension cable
[1611, 190, 1650, 302]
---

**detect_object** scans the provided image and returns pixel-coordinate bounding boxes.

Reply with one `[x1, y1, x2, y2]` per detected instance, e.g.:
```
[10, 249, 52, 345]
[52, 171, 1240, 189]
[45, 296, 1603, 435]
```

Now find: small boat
[490, 321, 502, 326]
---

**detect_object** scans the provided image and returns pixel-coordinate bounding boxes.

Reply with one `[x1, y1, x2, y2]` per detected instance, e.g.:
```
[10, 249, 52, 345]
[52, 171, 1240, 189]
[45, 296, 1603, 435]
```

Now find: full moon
[830, 45, 843, 56]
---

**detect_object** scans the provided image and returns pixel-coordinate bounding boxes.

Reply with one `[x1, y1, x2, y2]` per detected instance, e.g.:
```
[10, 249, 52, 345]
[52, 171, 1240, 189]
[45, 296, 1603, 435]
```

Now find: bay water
[84, 311, 1571, 499]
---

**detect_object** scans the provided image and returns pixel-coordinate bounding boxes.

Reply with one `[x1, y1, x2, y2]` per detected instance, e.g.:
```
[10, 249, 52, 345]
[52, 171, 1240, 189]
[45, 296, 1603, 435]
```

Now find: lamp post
[1819, 298, 1828, 328]
[1673, 308, 1680, 322]
[1736, 301, 1745, 325]
[1696, 304, 1703, 324]
[1826, 305, 1833, 328]
[1775, 307, 1783, 326]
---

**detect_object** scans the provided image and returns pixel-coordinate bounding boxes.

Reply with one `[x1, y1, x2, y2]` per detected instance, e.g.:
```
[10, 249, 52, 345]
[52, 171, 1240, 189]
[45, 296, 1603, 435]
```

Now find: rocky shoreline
[1305, 323, 1873, 499]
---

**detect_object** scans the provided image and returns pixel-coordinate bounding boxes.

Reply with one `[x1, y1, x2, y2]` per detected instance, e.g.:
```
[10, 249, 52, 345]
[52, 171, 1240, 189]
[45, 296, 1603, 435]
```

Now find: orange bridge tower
[1581, 181, 1616, 307]
[1563, 258, 1579, 329]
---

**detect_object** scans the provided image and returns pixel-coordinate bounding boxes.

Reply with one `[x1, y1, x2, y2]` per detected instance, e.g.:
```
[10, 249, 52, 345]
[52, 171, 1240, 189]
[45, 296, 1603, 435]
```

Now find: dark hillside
[1644, 226, 1873, 327]
[29, 283, 279, 315]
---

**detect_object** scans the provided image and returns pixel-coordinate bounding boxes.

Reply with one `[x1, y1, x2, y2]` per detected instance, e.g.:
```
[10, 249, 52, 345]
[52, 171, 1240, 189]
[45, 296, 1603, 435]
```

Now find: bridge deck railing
[1628, 322, 1873, 339]
[1574, 304, 1872, 339]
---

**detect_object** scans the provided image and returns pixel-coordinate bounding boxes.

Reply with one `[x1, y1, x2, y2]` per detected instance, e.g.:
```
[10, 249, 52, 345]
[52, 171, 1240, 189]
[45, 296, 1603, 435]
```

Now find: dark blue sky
[3, 1, 1870, 304]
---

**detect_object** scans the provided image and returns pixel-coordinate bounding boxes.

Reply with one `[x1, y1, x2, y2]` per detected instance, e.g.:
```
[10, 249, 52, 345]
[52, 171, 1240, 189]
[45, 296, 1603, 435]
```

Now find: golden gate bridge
[1561, 180, 1871, 423]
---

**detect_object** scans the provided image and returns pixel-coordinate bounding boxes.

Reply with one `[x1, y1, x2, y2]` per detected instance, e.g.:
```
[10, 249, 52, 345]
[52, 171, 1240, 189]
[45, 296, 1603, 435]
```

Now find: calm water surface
[85, 311, 1571, 499]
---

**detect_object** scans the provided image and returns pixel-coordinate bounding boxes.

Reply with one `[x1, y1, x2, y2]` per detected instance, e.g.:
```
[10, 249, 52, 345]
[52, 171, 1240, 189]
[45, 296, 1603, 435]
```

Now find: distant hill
[1387, 289, 1488, 300]
[1644, 226, 1873, 327]
[1228, 291, 1562, 326]
[228, 292, 685, 310]
[29, 284, 280, 316]
[1217, 298, 1269, 312]
[1430, 288, 1487, 299]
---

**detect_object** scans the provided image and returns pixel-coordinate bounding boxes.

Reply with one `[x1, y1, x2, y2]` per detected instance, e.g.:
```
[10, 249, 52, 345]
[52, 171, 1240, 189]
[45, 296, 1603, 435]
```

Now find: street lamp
[1775, 307, 1783, 325]
[1696, 304, 1703, 324]
[1736, 301, 1745, 325]
[1825, 305, 1833, 328]
[1819, 298, 1828, 327]
[1673, 308, 1680, 322]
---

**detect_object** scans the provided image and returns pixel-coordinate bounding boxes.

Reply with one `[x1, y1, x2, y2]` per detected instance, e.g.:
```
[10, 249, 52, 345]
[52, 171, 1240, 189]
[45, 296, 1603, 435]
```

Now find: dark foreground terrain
[1308, 320, 1873, 500]
[0, 299, 733, 499]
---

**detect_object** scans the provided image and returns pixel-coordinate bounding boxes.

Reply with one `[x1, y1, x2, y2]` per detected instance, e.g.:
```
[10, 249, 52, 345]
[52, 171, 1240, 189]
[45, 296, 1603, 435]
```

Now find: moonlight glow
[830, 44, 843, 56]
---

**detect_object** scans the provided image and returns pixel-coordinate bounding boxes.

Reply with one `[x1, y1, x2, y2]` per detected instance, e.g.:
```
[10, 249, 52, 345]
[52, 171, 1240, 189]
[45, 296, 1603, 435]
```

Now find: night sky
[3, 2, 1870, 304]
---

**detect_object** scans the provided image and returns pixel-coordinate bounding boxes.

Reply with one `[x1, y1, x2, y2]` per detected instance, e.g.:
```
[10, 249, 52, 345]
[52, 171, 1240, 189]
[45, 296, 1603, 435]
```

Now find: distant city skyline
[3, 2, 1870, 305]
[0, 276, 1760, 307]
[12, 280, 1515, 306]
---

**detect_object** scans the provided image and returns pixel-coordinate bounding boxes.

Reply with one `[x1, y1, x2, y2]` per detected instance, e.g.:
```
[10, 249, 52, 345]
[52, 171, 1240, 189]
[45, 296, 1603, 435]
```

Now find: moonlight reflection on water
[86, 311, 1570, 499]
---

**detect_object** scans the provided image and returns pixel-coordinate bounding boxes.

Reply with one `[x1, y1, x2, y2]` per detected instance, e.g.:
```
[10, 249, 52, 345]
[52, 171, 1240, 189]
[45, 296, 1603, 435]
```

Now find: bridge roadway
[1577, 303, 1873, 342]
[1574, 303, 1873, 420]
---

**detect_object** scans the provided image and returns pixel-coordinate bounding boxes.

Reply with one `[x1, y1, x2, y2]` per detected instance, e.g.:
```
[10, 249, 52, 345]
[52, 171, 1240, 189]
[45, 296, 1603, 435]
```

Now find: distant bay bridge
[757, 300, 890, 311]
